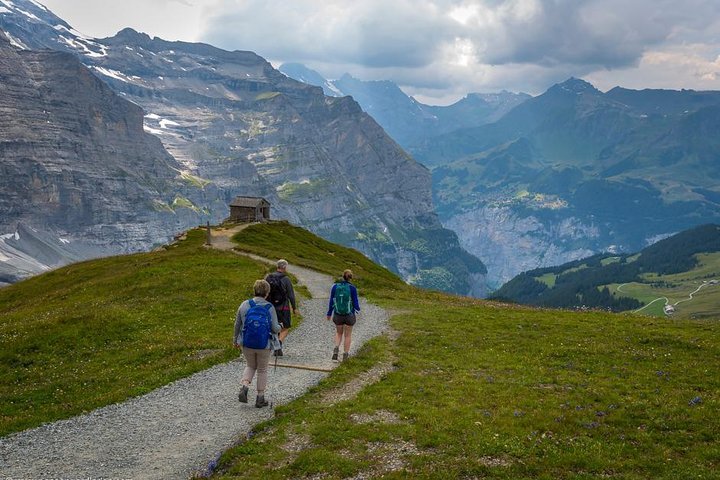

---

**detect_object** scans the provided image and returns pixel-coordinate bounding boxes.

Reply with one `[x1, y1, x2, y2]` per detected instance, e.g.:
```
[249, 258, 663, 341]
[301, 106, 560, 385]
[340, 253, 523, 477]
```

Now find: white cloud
[37, 0, 720, 104]
[198, 0, 720, 103]
[587, 44, 720, 92]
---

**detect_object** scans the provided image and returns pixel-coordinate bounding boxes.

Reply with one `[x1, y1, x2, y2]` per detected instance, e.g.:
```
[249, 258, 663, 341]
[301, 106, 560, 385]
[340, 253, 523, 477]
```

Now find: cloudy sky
[42, 0, 720, 105]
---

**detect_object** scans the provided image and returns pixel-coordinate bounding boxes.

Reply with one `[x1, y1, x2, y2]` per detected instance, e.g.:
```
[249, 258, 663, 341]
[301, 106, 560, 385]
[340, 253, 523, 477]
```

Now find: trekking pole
[269, 349, 279, 408]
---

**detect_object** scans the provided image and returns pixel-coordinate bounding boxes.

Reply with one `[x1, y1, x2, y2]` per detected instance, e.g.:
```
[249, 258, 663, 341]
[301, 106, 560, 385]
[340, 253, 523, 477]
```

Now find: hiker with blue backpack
[326, 269, 360, 361]
[234, 279, 281, 408]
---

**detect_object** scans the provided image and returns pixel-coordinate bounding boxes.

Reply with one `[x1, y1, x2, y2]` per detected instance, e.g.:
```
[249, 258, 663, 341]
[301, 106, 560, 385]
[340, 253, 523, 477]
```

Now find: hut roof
[229, 196, 269, 208]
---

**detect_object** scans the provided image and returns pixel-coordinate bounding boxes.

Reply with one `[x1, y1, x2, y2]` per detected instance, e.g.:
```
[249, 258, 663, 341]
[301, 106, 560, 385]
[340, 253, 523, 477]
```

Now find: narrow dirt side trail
[0, 224, 389, 479]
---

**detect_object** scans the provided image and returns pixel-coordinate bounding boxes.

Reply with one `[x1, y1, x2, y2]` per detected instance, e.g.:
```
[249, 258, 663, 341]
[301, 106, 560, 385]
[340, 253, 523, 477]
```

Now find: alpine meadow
[2, 223, 719, 478]
[1, 0, 720, 479]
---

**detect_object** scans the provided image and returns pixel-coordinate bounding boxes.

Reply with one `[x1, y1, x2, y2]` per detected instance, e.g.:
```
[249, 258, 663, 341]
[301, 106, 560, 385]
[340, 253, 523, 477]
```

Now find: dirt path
[0, 224, 390, 479]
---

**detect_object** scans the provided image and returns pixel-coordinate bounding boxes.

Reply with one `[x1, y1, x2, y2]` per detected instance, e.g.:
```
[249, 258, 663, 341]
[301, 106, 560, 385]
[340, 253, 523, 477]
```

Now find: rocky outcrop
[0, 32, 209, 281]
[444, 206, 597, 290]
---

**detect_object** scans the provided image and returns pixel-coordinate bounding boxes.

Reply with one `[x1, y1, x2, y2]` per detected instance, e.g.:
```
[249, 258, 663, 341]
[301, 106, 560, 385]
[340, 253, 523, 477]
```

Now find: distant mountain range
[279, 63, 530, 150]
[492, 224, 720, 319]
[420, 78, 720, 288]
[0, 0, 486, 295]
[281, 65, 720, 291]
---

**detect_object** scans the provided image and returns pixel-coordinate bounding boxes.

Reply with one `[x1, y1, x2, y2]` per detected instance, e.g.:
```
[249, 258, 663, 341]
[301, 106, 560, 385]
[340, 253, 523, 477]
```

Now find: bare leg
[334, 325, 343, 348]
[278, 327, 289, 343]
[343, 325, 353, 353]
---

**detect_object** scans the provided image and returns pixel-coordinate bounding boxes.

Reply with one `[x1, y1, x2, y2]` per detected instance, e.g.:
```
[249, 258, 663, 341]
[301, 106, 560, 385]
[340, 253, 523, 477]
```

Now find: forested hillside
[492, 224, 720, 313]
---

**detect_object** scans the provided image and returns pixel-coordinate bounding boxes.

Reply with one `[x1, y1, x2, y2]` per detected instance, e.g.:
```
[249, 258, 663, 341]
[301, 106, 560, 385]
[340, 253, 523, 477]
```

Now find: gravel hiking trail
[0, 224, 390, 479]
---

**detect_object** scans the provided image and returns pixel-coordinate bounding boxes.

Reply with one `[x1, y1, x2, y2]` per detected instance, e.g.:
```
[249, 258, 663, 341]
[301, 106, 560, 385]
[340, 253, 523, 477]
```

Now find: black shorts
[332, 313, 356, 326]
[277, 309, 292, 329]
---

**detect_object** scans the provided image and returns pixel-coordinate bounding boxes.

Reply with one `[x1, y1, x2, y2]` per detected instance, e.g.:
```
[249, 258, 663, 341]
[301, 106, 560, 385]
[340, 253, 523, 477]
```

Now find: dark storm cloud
[202, 0, 455, 68]
[476, 0, 720, 69]
[201, 0, 720, 70]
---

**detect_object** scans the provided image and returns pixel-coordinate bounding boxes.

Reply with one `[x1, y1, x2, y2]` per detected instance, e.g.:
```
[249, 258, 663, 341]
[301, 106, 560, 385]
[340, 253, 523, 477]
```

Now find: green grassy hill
[1, 222, 719, 478]
[493, 224, 720, 319]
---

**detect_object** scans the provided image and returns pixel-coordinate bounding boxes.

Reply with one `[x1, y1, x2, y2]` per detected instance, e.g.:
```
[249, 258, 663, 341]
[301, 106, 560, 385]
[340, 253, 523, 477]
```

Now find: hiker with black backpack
[234, 279, 281, 408]
[326, 269, 360, 361]
[265, 259, 298, 357]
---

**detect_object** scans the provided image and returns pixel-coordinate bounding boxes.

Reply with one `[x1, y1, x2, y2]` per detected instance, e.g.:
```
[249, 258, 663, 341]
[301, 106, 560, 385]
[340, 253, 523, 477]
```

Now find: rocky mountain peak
[107, 27, 153, 46]
[0, 0, 106, 55]
[550, 77, 601, 96]
[468, 90, 532, 107]
[278, 62, 343, 97]
[0, 0, 57, 23]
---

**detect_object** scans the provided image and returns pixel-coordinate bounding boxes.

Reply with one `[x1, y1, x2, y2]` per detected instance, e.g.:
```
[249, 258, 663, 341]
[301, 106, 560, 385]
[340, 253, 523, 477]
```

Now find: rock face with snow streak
[0, 0, 486, 295]
[0, 32, 210, 282]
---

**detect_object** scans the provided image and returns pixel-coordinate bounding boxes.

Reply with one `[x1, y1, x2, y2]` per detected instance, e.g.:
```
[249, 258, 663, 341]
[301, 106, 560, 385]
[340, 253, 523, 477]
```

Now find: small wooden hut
[228, 196, 270, 223]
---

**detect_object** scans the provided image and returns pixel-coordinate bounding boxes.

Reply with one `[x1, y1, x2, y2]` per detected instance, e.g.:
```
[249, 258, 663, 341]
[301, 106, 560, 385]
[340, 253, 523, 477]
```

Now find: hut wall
[230, 206, 258, 222]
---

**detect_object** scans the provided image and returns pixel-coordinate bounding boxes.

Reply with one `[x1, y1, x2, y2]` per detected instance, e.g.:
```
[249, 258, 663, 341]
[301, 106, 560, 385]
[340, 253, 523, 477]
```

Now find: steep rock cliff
[0, 33, 208, 281]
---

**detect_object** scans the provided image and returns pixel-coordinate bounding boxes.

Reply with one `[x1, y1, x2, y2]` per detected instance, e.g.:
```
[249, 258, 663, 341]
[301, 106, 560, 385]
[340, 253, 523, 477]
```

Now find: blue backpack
[242, 299, 273, 349]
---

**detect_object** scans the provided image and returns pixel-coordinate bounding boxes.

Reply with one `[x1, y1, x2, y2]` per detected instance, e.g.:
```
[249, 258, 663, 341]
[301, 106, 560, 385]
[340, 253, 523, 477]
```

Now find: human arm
[350, 284, 360, 313]
[326, 283, 337, 318]
[233, 302, 246, 347]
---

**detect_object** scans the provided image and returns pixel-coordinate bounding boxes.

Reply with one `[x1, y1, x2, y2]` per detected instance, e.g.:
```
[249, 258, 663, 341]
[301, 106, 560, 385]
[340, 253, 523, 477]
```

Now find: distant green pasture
[536, 272, 557, 287]
[601, 256, 621, 266]
[604, 252, 720, 319]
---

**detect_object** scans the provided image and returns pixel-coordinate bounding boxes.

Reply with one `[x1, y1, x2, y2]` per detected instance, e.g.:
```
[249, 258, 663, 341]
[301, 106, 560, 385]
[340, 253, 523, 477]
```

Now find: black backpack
[267, 273, 287, 307]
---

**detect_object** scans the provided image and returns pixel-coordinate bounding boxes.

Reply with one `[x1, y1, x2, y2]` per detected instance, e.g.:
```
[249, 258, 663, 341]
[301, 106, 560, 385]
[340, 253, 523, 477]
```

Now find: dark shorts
[277, 309, 292, 329]
[332, 313, 356, 326]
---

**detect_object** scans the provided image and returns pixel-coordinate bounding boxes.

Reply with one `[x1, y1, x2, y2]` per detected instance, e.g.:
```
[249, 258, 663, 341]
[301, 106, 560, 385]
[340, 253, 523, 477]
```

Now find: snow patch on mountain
[143, 125, 164, 135]
[159, 119, 179, 129]
[58, 35, 107, 57]
[1, 29, 26, 48]
[91, 65, 131, 82]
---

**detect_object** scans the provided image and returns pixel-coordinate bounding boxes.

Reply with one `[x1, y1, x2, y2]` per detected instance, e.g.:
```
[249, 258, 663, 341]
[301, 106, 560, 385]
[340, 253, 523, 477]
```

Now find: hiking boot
[238, 385, 249, 403]
[343, 352, 349, 361]
[255, 395, 269, 408]
[331, 347, 339, 361]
